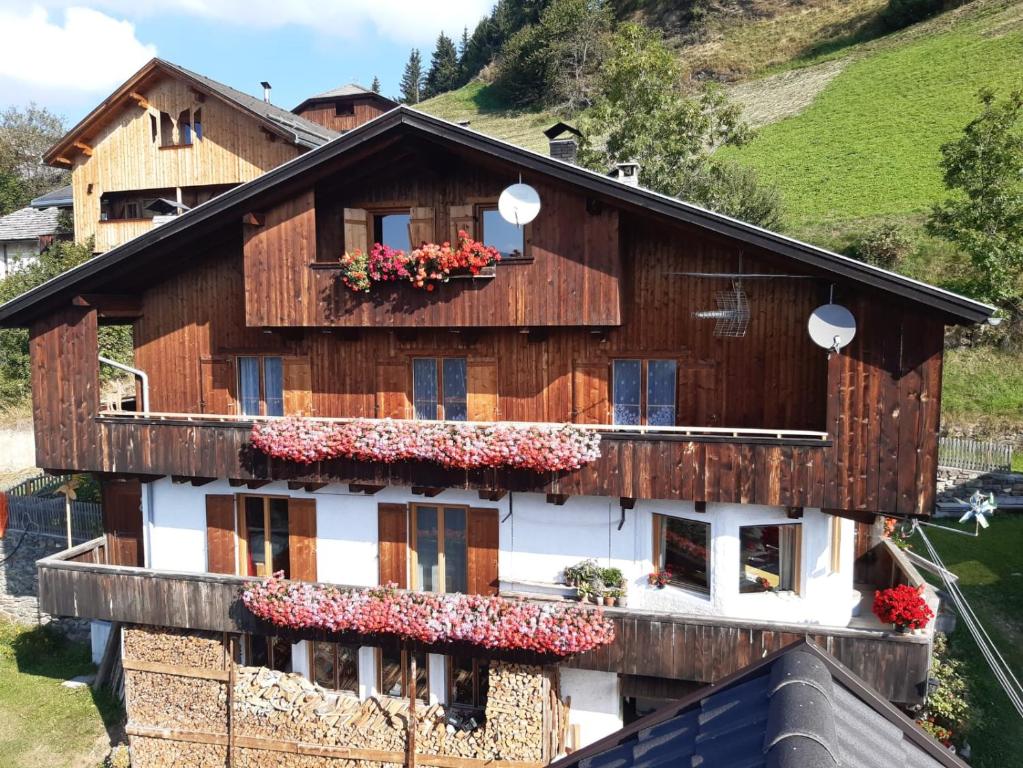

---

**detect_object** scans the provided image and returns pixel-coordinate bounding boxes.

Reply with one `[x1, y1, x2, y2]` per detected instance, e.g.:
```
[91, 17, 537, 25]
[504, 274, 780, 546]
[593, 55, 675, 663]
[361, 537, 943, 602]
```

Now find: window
[178, 109, 193, 145]
[379, 648, 428, 700]
[237, 355, 284, 417]
[149, 113, 158, 143]
[653, 515, 710, 595]
[479, 207, 525, 260]
[830, 517, 842, 574]
[449, 656, 489, 710]
[612, 359, 677, 426]
[311, 642, 359, 694]
[335, 101, 355, 116]
[193, 108, 203, 141]
[240, 496, 291, 577]
[412, 505, 468, 594]
[413, 358, 466, 421]
[373, 211, 411, 251]
[160, 111, 174, 147]
[123, 201, 142, 220]
[739, 524, 801, 594]
[243, 634, 292, 672]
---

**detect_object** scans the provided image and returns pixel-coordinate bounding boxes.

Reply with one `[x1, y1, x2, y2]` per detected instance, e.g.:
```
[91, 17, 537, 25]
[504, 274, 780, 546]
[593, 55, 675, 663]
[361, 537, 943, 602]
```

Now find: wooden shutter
[572, 361, 609, 424]
[408, 206, 435, 246]
[200, 356, 235, 414]
[344, 208, 369, 253]
[467, 358, 499, 422]
[449, 204, 475, 244]
[102, 479, 143, 567]
[378, 503, 408, 588]
[205, 494, 236, 574]
[467, 508, 499, 596]
[283, 356, 313, 416]
[288, 497, 318, 582]
[376, 360, 411, 419]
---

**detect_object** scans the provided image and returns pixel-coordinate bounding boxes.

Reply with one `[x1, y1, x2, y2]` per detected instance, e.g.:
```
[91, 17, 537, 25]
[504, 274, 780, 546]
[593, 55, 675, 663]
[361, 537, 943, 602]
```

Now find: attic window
[335, 101, 355, 116]
[149, 113, 158, 143]
[193, 108, 203, 141]
[160, 112, 174, 147]
[178, 110, 193, 145]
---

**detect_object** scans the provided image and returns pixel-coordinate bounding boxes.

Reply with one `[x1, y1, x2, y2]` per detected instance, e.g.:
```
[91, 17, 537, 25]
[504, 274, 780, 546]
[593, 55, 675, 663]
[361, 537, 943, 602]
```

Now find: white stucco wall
[561, 669, 622, 748]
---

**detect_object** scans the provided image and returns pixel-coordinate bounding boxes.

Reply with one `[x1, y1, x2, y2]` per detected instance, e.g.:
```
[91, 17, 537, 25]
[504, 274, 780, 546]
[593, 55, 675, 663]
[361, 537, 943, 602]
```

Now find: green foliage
[458, 0, 554, 87]
[0, 169, 26, 217]
[424, 32, 461, 99]
[600, 567, 624, 588]
[922, 633, 971, 741]
[492, 0, 613, 109]
[400, 49, 425, 104]
[927, 88, 1023, 311]
[942, 345, 1023, 425]
[563, 558, 600, 586]
[0, 103, 68, 210]
[850, 222, 912, 269]
[882, 0, 947, 30]
[371, 76, 381, 94]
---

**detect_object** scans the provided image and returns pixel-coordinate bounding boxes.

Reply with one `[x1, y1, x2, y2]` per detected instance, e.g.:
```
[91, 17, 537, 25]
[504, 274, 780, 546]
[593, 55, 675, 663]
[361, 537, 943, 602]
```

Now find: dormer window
[335, 100, 355, 116]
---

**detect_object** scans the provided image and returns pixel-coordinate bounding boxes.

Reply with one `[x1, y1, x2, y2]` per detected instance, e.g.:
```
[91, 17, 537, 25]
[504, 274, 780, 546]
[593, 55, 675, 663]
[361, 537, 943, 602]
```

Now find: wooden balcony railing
[76, 412, 831, 507]
[40, 538, 930, 704]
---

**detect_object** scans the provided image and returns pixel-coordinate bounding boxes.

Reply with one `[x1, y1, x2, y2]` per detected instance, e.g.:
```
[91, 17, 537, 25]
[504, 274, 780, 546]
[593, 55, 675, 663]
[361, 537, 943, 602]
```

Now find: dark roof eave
[2, 106, 994, 327]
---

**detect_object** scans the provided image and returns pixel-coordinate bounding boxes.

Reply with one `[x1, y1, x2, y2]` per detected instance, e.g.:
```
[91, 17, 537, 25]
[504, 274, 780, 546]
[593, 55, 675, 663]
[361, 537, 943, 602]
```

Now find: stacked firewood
[123, 625, 225, 670]
[126, 670, 228, 731]
[480, 664, 553, 763]
[130, 735, 227, 767]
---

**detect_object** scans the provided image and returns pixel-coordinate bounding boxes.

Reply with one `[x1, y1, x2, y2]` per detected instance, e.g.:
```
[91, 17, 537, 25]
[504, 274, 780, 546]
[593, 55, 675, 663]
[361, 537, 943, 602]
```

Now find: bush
[882, 0, 946, 30]
[917, 633, 971, 746]
[851, 222, 912, 269]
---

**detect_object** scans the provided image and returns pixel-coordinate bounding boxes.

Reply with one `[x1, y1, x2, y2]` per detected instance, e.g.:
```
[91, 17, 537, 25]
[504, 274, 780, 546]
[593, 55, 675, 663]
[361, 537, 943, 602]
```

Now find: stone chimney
[260, 81, 272, 104]
[613, 161, 641, 188]
[543, 122, 581, 164]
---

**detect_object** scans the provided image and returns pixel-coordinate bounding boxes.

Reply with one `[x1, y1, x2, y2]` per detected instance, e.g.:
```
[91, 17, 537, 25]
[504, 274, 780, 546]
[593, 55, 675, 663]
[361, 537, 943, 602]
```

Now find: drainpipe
[98, 356, 149, 414]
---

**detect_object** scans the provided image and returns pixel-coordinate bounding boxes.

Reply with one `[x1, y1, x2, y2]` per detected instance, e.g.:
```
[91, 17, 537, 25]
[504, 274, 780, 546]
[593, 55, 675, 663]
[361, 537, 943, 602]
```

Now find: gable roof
[293, 83, 398, 114]
[30, 185, 73, 209]
[44, 58, 338, 165]
[2, 106, 993, 327]
[0, 207, 61, 242]
[552, 642, 967, 768]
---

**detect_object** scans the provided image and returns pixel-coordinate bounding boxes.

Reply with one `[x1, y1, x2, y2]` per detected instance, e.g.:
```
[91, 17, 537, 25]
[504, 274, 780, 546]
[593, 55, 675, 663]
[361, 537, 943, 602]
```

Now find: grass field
[0, 621, 121, 768]
[911, 516, 1023, 767]
[943, 347, 1023, 430]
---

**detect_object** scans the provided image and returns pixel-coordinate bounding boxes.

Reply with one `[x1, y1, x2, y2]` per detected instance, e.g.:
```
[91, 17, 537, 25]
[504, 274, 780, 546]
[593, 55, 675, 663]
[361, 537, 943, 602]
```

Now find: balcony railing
[40, 537, 930, 704]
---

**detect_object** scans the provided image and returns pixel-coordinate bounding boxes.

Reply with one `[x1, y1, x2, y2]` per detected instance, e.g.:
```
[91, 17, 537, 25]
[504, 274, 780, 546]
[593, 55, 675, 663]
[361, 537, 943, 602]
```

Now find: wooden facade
[39, 539, 932, 704]
[294, 95, 395, 133]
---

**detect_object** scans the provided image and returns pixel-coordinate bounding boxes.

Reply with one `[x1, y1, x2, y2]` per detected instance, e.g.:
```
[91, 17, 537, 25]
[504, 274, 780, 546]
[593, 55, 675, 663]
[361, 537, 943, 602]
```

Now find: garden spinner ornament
[959, 490, 996, 531]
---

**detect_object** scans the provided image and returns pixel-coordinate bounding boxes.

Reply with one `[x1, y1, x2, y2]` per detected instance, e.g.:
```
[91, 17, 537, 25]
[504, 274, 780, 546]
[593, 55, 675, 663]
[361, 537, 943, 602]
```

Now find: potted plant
[564, 559, 600, 590]
[647, 569, 671, 589]
[601, 567, 624, 589]
[872, 584, 934, 632]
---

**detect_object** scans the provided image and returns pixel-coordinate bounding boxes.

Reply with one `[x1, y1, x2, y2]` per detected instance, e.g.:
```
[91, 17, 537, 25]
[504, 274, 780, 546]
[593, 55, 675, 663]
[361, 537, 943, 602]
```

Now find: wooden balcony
[62, 412, 832, 507]
[40, 538, 931, 705]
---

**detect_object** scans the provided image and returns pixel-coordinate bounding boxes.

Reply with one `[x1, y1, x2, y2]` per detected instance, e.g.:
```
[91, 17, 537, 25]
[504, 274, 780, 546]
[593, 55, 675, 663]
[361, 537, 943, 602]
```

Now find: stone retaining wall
[936, 466, 1023, 502]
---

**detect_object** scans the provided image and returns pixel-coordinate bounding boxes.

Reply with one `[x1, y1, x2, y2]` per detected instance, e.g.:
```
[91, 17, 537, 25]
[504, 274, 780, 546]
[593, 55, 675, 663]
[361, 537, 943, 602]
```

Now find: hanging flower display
[872, 584, 934, 630]
[338, 231, 501, 293]
[242, 574, 616, 656]
[249, 417, 602, 472]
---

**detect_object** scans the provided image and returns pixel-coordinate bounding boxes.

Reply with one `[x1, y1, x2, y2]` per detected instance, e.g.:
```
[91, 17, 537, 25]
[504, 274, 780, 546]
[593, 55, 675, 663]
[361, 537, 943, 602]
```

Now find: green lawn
[942, 346, 1023, 432]
[911, 516, 1023, 767]
[726, 0, 1023, 233]
[0, 621, 122, 768]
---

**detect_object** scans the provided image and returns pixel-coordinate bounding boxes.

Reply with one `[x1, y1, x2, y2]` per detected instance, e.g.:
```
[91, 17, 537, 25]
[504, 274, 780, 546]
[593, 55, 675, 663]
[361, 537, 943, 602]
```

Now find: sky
[0, 2, 494, 124]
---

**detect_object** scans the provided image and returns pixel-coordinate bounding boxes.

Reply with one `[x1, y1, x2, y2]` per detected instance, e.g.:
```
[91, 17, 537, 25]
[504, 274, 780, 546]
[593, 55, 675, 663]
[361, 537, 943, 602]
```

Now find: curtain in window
[263, 357, 284, 416]
[612, 360, 641, 425]
[415, 506, 440, 591]
[238, 356, 260, 416]
[443, 358, 467, 421]
[413, 359, 439, 420]
[647, 360, 677, 426]
[444, 507, 467, 594]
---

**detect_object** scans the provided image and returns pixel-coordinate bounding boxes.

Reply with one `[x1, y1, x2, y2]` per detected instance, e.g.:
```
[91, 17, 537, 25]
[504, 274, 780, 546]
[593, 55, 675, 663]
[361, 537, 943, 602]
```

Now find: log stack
[123, 625, 226, 670]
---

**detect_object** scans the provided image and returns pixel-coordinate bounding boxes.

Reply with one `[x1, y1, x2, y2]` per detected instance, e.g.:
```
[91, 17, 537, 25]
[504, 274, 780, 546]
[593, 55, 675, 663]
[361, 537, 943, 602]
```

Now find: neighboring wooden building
[0, 206, 63, 278]
[293, 83, 398, 133]
[2, 107, 993, 766]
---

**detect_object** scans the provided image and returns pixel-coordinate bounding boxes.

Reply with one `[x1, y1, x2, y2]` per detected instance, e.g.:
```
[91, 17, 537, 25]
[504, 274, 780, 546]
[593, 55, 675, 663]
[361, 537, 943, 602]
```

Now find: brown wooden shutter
[467, 358, 499, 422]
[200, 356, 235, 414]
[205, 494, 236, 574]
[449, 204, 475, 244]
[283, 356, 313, 416]
[572, 361, 609, 424]
[467, 507, 499, 596]
[378, 503, 408, 588]
[102, 479, 143, 567]
[344, 208, 369, 253]
[288, 497, 318, 582]
[376, 360, 411, 419]
[408, 206, 435, 246]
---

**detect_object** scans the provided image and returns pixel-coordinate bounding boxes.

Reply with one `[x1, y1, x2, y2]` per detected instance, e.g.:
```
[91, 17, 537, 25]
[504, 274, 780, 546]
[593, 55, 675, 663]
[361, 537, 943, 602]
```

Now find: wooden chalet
[0, 106, 993, 767]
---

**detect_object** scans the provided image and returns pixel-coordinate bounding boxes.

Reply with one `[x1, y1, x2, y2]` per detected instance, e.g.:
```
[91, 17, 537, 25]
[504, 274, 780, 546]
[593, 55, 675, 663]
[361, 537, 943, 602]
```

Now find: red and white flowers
[250, 417, 602, 472]
[242, 574, 616, 656]
[339, 231, 501, 293]
[872, 584, 934, 630]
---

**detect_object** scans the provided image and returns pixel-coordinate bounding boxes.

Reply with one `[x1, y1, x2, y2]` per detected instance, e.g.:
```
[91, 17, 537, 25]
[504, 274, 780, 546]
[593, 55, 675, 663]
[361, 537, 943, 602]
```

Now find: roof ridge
[764, 650, 839, 766]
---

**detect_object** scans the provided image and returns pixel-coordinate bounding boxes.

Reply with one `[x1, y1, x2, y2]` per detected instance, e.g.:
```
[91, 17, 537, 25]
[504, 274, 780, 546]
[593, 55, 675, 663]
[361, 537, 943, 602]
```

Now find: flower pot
[603, 596, 615, 607]
[617, 595, 628, 608]
[895, 624, 910, 634]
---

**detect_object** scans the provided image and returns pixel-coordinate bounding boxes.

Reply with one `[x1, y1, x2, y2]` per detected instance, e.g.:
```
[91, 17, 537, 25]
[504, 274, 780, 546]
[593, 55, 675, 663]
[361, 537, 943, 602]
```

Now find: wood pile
[480, 664, 555, 763]
[233, 748, 366, 768]
[130, 735, 226, 767]
[126, 670, 227, 731]
[123, 625, 225, 670]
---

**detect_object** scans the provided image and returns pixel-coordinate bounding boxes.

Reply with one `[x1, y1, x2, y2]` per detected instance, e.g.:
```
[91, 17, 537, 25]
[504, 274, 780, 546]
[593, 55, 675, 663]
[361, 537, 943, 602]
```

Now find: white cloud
[0, 6, 156, 93]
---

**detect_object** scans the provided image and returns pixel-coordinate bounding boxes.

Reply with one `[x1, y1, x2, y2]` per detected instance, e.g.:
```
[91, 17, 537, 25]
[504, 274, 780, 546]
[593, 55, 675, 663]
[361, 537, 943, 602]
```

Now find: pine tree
[399, 49, 424, 104]
[424, 32, 459, 99]
[371, 76, 381, 94]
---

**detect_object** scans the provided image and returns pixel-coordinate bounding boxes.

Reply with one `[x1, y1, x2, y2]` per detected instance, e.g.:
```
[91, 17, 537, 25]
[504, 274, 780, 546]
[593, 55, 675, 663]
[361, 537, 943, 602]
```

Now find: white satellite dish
[498, 183, 541, 226]
[808, 304, 857, 352]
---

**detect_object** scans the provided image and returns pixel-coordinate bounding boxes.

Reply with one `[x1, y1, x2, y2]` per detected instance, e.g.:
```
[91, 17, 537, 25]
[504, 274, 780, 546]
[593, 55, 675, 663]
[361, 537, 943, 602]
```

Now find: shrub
[882, 0, 946, 30]
[851, 222, 912, 270]
[601, 567, 624, 588]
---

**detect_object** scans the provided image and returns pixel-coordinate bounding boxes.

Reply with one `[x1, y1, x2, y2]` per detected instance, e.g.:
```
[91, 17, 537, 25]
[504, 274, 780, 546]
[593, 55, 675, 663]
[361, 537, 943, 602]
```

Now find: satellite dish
[498, 183, 541, 226]
[808, 304, 856, 352]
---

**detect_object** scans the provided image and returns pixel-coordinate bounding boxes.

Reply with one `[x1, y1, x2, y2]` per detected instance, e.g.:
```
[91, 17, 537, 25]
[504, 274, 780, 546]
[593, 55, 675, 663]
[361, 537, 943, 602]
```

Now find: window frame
[476, 203, 530, 263]
[335, 100, 356, 116]
[235, 355, 285, 417]
[611, 358, 678, 427]
[376, 648, 429, 702]
[412, 357, 467, 421]
[236, 493, 291, 578]
[447, 656, 490, 711]
[410, 503, 470, 594]
[242, 633, 292, 672]
[651, 513, 712, 596]
[371, 208, 413, 252]
[738, 523, 802, 595]
[309, 641, 360, 696]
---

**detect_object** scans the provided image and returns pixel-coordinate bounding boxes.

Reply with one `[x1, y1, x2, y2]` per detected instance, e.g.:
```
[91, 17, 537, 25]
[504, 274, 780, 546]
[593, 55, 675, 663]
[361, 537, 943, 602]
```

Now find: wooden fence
[938, 437, 1013, 473]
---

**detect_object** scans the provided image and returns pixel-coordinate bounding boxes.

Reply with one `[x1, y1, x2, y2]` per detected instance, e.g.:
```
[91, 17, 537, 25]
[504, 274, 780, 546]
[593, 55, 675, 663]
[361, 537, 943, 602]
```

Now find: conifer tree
[371, 76, 381, 94]
[399, 49, 424, 104]
[424, 32, 459, 98]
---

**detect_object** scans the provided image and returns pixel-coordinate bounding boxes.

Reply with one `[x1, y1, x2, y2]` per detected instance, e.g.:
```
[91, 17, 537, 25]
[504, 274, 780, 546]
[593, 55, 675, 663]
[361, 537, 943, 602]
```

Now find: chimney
[613, 161, 641, 188]
[260, 81, 272, 104]
[543, 122, 581, 164]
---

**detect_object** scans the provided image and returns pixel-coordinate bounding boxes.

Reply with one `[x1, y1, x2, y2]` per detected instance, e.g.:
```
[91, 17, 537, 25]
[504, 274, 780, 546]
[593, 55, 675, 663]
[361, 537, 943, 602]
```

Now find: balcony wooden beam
[349, 483, 385, 495]
[478, 490, 507, 502]
[287, 481, 327, 493]
[546, 493, 569, 506]
[72, 294, 143, 319]
[411, 486, 444, 498]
